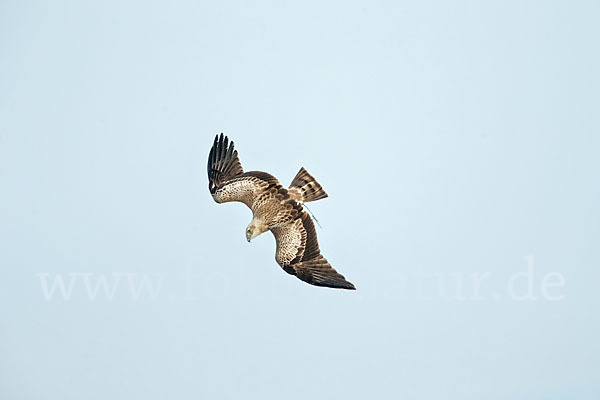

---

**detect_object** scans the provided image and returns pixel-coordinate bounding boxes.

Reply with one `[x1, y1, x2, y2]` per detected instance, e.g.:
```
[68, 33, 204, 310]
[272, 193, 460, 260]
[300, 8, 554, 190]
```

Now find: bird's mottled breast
[251, 193, 281, 223]
[252, 188, 301, 228]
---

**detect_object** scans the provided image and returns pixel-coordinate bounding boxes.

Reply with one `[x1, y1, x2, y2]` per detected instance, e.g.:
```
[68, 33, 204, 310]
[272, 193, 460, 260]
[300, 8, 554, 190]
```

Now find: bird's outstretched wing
[208, 133, 279, 208]
[271, 212, 355, 290]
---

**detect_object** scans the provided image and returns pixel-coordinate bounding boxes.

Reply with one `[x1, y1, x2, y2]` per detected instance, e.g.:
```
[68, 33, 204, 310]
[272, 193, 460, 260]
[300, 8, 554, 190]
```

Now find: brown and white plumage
[207, 133, 355, 290]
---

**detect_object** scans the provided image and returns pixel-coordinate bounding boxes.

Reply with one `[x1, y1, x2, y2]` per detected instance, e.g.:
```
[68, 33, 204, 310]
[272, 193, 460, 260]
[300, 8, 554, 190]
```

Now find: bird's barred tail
[288, 167, 328, 203]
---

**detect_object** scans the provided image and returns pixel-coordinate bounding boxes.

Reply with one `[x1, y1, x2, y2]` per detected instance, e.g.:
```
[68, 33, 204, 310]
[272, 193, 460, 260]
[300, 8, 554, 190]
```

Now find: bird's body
[207, 133, 355, 290]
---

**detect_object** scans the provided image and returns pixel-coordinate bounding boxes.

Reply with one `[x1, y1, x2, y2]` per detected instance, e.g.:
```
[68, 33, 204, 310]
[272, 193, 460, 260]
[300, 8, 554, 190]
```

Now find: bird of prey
[207, 133, 355, 290]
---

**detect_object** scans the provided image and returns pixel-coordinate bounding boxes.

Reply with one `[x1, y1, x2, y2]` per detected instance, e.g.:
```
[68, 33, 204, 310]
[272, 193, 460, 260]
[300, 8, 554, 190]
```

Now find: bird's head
[246, 221, 267, 242]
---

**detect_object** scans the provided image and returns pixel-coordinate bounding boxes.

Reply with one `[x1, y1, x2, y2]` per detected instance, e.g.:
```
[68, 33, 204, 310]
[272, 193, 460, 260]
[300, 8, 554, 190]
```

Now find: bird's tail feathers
[288, 167, 328, 203]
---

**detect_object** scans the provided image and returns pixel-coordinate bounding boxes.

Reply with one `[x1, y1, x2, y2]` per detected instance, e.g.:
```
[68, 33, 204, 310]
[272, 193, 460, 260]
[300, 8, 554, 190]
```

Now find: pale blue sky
[1, 1, 599, 399]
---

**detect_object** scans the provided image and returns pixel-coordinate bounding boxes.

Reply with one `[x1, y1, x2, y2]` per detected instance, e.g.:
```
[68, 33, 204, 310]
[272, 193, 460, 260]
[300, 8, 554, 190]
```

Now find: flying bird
[207, 133, 355, 290]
